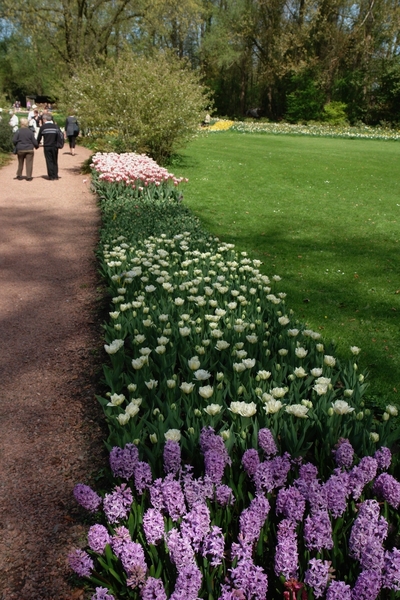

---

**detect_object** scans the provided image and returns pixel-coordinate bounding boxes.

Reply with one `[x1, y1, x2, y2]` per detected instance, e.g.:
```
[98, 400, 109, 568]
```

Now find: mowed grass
[174, 132, 400, 407]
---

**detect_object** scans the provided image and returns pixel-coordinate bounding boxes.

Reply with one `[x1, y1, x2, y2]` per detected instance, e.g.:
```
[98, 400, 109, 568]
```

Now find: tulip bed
[69, 152, 400, 600]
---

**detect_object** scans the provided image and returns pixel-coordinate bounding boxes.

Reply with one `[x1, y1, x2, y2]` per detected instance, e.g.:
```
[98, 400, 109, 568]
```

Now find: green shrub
[285, 78, 325, 123]
[0, 116, 14, 152]
[59, 49, 211, 164]
[322, 101, 349, 125]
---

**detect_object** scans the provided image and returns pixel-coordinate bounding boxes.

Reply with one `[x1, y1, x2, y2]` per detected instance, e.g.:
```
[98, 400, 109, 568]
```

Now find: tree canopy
[1, 0, 400, 123]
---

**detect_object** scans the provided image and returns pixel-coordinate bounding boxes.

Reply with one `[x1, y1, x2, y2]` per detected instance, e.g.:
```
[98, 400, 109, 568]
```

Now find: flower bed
[69, 152, 400, 599]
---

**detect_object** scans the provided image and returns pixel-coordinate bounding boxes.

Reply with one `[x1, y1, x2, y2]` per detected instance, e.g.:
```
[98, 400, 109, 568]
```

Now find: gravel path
[0, 145, 105, 599]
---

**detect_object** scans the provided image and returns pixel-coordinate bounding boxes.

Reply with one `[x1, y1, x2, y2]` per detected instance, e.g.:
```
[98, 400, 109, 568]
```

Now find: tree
[59, 49, 211, 163]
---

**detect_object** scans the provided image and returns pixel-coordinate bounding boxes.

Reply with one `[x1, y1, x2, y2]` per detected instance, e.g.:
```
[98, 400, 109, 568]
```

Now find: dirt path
[0, 145, 105, 599]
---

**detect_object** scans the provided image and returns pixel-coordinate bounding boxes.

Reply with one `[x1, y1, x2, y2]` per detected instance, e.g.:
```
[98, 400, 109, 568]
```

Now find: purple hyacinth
[215, 484, 235, 506]
[382, 548, 400, 591]
[182, 468, 214, 507]
[169, 563, 202, 600]
[229, 558, 268, 600]
[274, 518, 299, 579]
[73, 483, 102, 513]
[333, 438, 354, 469]
[200, 426, 231, 465]
[162, 474, 186, 521]
[326, 580, 351, 600]
[373, 473, 400, 509]
[258, 428, 278, 456]
[349, 499, 388, 562]
[110, 525, 131, 557]
[360, 536, 385, 571]
[298, 462, 318, 481]
[68, 548, 94, 577]
[204, 449, 226, 484]
[254, 454, 291, 494]
[142, 508, 165, 545]
[276, 486, 306, 522]
[134, 461, 153, 495]
[120, 541, 147, 588]
[149, 478, 164, 510]
[91, 587, 115, 600]
[348, 456, 378, 500]
[180, 502, 210, 552]
[202, 525, 225, 566]
[163, 440, 181, 475]
[239, 495, 270, 545]
[219, 585, 246, 599]
[103, 483, 133, 523]
[166, 528, 195, 571]
[87, 524, 111, 554]
[304, 558, 331, 599]
[374, 446, 392, 471]
[141, 577, 167, 600]
[109, 443, 139, 479]
[242, 449, 260, 478]
[303, 510, 333, 552]
[324, 470, 350, 518]
[351, 569, 381, 600]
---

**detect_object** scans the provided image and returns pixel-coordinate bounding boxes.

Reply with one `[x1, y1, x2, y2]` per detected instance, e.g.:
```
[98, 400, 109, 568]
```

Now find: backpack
[56, 127, 65, 149]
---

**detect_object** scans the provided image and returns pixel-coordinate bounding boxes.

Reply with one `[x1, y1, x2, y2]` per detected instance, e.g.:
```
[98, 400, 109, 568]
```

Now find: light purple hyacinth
[360, 536, 385, 571]
[229, 558, 268, 600]
[239, 495, 270, 545]
[180, 502, 210, 552]
[73, 483, 102, 513]
[166, 527, 195, 570]
[304, 558, 331, 599]
[149, 478, 164, 510]
[304, 509, 334, 552]
[162, 474, 186, 521]
[169, 563, 202, 600]
[382, 548, 400, 591]
[134, 461, 153, 495]
[276, 486, 306, 522]
[109, 443, 139, 479]
[204, 449, 226, 484]
[351, 569, 382, 600]
[333, 438, 354, 469]
[141, 576, 167, 600]
[142, 508, 165, 545]
[374, 446, 392, 470]
[110, 525, 131, 557]
[202, 525, 225, 566]
[91, 587, 116, 600]
[326, 580, 351, 600]
[219, 585, 246, 599]
[87, 524, 111, 554]
[242, 449, 260, 478]
[373, 472, 400, 509]
[120, 541, 147, 588]
[274, 518, 299, 579]
[254, 454, 291, 494]
[349, 499, 388, 562]
[348, 456, 378, 500]
[103, 483, 133, 523]
[258, 428, 278, 456]
[163, 440, 181, 475]
[324, 470, 350, 517]
[182, 467, 214, 507]
[298, 462, 318, 481]
[200, 426, 231, 465]
[216, 484, 235, 506]
[68, 548, 94, 577]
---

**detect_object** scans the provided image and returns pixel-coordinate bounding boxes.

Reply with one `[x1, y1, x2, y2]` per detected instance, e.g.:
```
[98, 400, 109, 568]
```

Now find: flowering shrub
[69, 430, 400, 599]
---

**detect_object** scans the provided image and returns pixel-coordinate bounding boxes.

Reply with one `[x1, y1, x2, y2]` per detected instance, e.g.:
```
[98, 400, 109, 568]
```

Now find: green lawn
[174, 132, 400, 407]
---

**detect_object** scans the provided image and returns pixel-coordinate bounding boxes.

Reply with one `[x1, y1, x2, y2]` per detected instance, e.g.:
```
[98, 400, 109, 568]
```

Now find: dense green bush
[322, 101, 349, 125]
[0, 115, 14, 152]
[59, 49, 211, 164]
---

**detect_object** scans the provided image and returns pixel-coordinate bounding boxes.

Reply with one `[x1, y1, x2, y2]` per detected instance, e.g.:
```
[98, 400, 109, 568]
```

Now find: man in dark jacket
[37, 113, 61, 180]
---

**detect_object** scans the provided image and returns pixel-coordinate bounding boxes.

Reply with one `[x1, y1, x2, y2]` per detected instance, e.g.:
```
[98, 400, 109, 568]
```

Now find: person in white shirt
[9, 111, 19, 132]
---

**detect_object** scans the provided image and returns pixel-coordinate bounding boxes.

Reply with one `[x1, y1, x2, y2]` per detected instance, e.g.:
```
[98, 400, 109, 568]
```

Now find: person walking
[9, 110, 19, 132]
[12, 118, 39, 181]
[37, 113, 61, 180]
[65, 112, 80, 156]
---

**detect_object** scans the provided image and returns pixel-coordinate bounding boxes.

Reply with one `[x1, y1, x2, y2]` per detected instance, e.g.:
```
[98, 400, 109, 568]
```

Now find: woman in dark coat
[65, 112, 80, 156]
[12, 118, 39, 181]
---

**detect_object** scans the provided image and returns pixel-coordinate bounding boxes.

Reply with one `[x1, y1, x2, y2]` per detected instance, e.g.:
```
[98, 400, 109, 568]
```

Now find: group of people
[11, 109, 80, 181]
